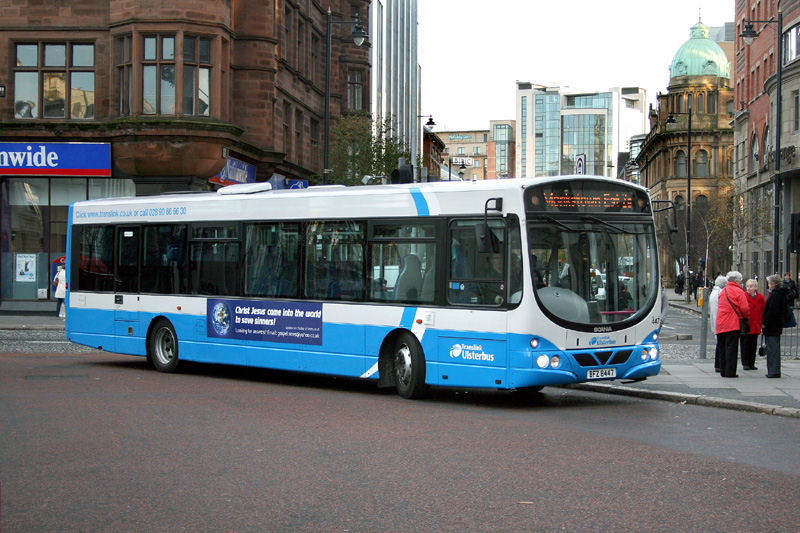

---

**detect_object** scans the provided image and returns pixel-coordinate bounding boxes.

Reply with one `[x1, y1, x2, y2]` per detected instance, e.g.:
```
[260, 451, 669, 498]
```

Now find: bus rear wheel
[394, 332, 426, 399]
[148, 319, 179, 373]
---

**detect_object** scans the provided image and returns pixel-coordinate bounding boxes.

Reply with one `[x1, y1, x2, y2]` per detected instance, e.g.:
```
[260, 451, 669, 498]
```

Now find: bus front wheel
[394, 332, 427, 399]
[148, 319, 179, 373]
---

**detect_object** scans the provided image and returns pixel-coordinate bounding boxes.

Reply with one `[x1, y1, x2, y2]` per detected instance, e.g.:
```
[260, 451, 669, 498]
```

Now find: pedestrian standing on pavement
[52, 266, 66, 318]
[762, 274, 788, 378]
[716, 271, 749, 378]
[741, 279, 765, 370]
[709, 275, 728, 373]
[783, 272, 798, 308]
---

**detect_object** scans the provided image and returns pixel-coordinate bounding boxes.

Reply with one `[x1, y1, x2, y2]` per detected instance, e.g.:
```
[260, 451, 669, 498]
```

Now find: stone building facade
[636, 21, 734, 285]
[733, 0, 800, 281]
[0, 0, 370, 310]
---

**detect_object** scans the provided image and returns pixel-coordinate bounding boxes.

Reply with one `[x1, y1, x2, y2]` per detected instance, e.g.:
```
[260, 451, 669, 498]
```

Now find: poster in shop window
[15, 254, 36, 282]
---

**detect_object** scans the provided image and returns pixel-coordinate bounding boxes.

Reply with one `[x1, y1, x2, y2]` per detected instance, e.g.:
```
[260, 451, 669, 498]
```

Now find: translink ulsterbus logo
[590, 335, 617, 346]
[449, 343, 495, 362]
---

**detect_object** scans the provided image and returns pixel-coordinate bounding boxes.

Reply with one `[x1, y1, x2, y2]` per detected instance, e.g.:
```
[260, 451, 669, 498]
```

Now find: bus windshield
[527, 219, 658, 326]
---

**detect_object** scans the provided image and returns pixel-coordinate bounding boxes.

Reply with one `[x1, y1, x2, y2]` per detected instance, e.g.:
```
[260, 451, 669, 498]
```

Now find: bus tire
[393, 332, 427, 399]
[148, 319, 179, 373]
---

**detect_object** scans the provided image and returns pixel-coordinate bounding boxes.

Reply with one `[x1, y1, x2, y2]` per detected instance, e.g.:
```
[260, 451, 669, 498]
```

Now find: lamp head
[425, 116, 435, 127]
[741, 23, 758, 44]
[351, 13, 367, 47]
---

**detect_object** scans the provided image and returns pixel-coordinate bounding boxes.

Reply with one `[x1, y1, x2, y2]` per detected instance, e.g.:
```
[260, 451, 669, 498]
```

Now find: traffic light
[791, 213, 800, 254]
[390, 164, 413, 184]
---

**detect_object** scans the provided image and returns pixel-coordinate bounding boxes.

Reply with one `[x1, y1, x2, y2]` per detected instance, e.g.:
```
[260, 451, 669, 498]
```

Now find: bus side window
[369, 222, 437, 304]
[448, 219, 506, 306]
[304, 221, 365, 301]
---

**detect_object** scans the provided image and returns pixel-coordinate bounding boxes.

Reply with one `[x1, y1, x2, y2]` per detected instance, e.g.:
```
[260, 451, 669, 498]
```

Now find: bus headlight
[530, 338, 539, 349]
[536, 354, 549, 368]
[641, 349, 649, 361]
[550, 355, 560, 368]
[653, 333, 659, 342]
[649, 347, 658, 360]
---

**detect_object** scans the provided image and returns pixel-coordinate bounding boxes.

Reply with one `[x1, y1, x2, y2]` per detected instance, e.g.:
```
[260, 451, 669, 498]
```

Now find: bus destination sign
[525, 182, 649, 214]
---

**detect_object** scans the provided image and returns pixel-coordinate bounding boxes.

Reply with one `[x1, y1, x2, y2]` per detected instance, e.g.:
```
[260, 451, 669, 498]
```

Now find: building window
[347, 70, 364, 111]
[142, 35, 176, 114]
[283, 102, 292, 159]
[310, 118, 320, 169]
[14, 42, 95, 119]
[295, 110, 303, 167]
[116, 35, 132, 115]
[794, 90, 799, 131]
[751, 134, 759, 172]
[676, 150, 686, 177]
[694, 150, 708, 177]
[183, 36, 211, 116]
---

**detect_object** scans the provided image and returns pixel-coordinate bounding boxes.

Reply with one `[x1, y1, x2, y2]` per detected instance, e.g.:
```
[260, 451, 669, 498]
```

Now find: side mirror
[475, 223, 500, 253]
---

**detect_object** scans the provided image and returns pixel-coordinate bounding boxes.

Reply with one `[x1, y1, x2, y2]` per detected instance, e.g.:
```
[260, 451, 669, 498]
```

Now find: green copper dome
[669, 21, 730, 79]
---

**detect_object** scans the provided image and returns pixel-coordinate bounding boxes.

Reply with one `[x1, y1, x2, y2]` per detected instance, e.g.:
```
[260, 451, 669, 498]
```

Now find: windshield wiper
[581, 215, 625, 232]
[581, 215, 648, 235]
[530, 214, 575, 231]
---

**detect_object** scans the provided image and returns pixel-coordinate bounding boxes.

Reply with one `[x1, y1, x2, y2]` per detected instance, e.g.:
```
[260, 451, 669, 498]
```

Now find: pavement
[2, 304, 799, 418]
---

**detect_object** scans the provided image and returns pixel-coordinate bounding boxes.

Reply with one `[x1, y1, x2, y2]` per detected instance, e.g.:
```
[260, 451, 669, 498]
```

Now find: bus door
[114, 226, 141, 346]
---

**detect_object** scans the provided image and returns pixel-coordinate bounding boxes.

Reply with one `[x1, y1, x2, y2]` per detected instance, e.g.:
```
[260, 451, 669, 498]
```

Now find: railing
[781, 307, 800, 357]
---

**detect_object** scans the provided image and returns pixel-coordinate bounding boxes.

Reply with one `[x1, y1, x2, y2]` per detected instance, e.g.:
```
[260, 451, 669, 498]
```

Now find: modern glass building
[515, 83, 647, 178]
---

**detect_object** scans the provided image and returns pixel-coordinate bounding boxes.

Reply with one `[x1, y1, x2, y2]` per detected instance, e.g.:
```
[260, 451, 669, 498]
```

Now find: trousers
[765, 335, 782, 377]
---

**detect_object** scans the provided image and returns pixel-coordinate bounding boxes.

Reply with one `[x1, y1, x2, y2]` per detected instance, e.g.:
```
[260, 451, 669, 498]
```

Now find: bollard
[699, 286, 709, 359]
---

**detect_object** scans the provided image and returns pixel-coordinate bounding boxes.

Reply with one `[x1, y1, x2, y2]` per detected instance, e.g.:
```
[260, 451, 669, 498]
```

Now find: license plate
[587, 368, 616, 379]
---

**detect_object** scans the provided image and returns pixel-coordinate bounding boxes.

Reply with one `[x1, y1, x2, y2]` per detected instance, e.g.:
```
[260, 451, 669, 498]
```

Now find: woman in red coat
[740, 278, 765, 370]
[716, 271, 750, 378]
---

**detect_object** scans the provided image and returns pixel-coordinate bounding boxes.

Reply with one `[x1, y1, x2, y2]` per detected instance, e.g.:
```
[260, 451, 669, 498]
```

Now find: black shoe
[725, 375, 739, 378]
[743, 366, 758, 370]
[766, 374, 781, 378]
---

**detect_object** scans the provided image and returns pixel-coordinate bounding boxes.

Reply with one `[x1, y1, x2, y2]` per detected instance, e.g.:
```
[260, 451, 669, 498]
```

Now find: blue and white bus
[65, 176, 663, 398]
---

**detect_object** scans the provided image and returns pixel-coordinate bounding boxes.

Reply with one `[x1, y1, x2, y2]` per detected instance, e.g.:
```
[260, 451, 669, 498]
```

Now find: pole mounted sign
[0, 142, 111, 176]
[575, 153, 586, 175]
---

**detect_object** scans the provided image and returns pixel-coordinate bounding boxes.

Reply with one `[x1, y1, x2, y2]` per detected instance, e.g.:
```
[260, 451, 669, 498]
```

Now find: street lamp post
[667, 107, 692, 303]
[741, 11, 784, 274]
[323, 7, 367, 185]
[417, 115, 435, 182]
[447, 157, 466, 181]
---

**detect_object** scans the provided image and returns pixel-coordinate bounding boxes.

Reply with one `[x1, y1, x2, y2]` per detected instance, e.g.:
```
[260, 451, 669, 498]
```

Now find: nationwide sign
[0, 142, 111, 176]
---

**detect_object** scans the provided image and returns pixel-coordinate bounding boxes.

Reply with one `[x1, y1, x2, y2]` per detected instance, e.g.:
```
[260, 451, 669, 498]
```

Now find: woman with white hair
[716, 271, 750, 378]
[709, 275, 728, 372]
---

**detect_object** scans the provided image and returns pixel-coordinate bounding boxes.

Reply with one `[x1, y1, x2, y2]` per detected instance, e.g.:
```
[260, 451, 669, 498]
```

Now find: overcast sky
[418, 0, 735, 132]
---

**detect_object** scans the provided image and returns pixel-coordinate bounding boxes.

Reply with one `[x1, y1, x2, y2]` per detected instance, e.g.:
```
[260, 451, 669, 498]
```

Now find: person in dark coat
[762, 274, 788, 378]
[783, 272, 798, 308]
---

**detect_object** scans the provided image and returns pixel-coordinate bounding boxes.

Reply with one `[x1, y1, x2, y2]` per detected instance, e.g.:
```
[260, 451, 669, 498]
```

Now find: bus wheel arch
[147, 317, 179, 373]
[379, 329, 427, 399]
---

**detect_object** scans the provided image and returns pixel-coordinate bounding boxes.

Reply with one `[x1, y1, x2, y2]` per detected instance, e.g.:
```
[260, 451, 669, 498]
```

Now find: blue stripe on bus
[409, 188, 429, 216]
[400, 307, 417, 328]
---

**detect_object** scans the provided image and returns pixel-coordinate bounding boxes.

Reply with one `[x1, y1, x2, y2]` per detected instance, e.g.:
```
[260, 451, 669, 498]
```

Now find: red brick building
[0, 0, 370, 310]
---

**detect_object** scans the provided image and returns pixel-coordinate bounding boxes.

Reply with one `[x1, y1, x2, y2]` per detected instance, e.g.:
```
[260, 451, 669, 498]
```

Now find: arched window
[676, 150, 687, 177]
[751, 134, 759, 172]
[762, 126, 770, 166]
[695, 194, 709, 212]
[694, 150, 708, 177]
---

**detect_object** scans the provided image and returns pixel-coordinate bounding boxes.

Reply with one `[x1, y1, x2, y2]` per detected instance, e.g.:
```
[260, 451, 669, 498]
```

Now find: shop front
[0, 142, 134, 312]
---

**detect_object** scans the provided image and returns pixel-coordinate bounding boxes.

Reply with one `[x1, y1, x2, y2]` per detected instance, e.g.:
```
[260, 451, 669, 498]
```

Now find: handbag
[758, 334, 766, 357]
[724, 288, 749, 335]
[785, 305, 797, 328]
